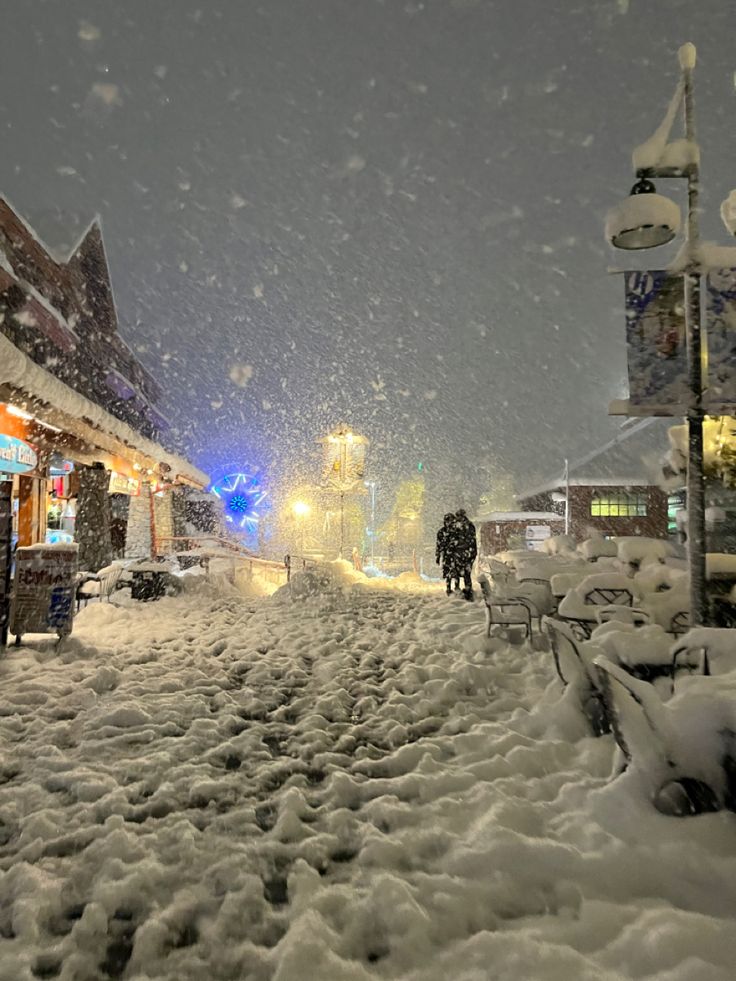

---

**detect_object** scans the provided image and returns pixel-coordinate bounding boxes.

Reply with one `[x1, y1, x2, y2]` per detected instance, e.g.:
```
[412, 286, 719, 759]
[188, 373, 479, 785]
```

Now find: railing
[155, 536, 290, 586]
[283, 553, 321, 582]
[154, 535, 258, 558]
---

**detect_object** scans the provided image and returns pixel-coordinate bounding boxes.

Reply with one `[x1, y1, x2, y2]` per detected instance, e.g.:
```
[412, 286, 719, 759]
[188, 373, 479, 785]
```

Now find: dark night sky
[1, 0, 735, 499]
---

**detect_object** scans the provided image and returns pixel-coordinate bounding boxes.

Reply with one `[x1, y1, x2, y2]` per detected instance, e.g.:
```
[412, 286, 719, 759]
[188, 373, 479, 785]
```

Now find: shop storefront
[0, 404, 48, 549]
[0, 398, 203, 568]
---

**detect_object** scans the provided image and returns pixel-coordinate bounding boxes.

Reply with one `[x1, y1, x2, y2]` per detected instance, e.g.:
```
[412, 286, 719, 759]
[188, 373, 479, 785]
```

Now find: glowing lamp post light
[605, 42, 736, 626]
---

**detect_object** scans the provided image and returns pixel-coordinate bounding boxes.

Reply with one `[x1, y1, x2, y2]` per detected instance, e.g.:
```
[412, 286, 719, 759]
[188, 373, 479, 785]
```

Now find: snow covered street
[2, 576, 736, 981]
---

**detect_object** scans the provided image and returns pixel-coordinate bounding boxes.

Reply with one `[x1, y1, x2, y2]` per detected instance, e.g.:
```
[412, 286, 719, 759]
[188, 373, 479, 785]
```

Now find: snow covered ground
[1, 572, 736, 981]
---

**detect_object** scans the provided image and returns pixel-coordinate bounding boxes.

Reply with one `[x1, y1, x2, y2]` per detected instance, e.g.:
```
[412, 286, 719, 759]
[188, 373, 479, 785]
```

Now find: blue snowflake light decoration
[210, 472, 267, 534]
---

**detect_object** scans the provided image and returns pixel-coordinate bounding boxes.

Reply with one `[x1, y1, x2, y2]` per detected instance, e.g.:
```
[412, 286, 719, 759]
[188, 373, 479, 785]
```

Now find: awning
[0, 333, 208, 488]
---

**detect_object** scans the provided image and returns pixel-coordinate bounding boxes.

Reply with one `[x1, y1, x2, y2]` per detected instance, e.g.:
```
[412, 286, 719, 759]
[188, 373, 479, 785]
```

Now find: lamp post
[291, 500, 310, 556]
[364, 480, 376, 566]
[319, 424, 368, 559]
[606, 42, 709, 626]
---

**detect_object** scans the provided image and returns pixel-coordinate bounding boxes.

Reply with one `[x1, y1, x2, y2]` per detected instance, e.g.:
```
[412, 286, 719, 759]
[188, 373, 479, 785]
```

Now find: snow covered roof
[0, 332, 208, 487]
[518, 419, 672, 499]
[473, 511, 562, 524]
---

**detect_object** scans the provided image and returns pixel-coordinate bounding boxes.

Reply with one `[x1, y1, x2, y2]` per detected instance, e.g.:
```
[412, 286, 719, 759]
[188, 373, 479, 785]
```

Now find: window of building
[590, 490, 648, 518]
[667, 490, 686, 535]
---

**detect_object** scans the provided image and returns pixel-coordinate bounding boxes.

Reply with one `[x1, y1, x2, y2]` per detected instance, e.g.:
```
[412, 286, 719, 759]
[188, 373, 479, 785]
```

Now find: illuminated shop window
[590, 491, 648, 518]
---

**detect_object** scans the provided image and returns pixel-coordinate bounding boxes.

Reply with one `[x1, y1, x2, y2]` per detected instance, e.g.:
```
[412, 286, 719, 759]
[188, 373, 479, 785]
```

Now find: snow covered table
[556, 572, 641, 640]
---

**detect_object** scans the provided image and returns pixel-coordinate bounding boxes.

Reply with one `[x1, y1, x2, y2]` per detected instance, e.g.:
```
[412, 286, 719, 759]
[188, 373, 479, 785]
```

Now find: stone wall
[76, 463, 113, 572]
[124, 482, 153, 559]
[153, 489, 176, 554]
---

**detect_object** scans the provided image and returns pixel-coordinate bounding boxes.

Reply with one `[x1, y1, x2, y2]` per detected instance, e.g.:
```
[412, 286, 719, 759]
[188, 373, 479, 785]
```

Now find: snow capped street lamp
[605, 178, 681, 251]
[606, 42, 709, 624]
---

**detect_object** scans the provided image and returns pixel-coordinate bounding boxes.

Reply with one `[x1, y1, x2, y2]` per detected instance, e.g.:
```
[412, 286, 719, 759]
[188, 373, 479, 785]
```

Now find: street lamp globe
[292, 500, 311, 518]
[605, 179, 681, 250]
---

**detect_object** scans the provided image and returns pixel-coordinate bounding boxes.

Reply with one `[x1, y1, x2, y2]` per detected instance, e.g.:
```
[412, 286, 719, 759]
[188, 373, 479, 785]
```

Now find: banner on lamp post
[705, 268, 736, 413]
[623, 270, 689, 413]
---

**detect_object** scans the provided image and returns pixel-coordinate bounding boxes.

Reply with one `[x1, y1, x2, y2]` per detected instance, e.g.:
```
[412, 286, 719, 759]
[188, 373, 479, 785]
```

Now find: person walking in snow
[436, 513, 460, 595]
[453, 509, 477, 601]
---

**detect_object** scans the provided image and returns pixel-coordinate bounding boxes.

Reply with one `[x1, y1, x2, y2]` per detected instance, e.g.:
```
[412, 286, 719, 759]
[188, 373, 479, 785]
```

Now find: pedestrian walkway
[1, 583, 734, 980]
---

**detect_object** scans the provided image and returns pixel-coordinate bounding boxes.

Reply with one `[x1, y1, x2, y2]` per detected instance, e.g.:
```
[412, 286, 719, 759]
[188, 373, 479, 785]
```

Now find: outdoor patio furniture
[590, 619, 675, 685]
[130, 562, 170, 602]
[595, 605, 651, 628]
[76, 563, 125, 611]
[671, 628, 736, 680]
[543, 617, 610, 735]
[580, 538, 618, 562]
[556, 572, 640, 640]
[669, 610, 690, 635]
[516, 577, 556, 617]
[479, 576, 534, 640]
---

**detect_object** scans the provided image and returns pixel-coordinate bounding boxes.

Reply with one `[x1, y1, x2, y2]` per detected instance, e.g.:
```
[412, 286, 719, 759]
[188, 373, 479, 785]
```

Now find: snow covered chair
[543, 617, 610, 736]
[594, 657, 736, 816]
[639, 575, 690, 636]
[671, 628, 736, 680]
[76, 563, 125, 611]
[479, 575, 533, 641]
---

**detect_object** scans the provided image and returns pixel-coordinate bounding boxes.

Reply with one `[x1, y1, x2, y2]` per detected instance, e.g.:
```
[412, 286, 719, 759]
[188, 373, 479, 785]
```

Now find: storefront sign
[0, 434, 37, 475]
[525, 525, 551, 541]
[10, 545, 77, 639]
[108, 471, 140, 496]
[705, 268, 736, 413]
[624, 271, 688, 412]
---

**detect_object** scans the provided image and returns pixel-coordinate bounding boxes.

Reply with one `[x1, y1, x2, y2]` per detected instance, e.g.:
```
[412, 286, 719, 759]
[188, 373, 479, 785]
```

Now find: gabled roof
[518, 418, 672, 499]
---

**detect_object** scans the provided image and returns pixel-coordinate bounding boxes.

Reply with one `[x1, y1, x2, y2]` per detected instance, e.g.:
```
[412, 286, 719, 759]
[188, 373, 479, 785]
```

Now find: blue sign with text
[0, 434, 38, 475]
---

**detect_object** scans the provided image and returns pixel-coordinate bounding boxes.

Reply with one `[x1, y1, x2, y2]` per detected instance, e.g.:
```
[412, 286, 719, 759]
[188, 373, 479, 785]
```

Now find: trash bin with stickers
[10, 543, 78, 646]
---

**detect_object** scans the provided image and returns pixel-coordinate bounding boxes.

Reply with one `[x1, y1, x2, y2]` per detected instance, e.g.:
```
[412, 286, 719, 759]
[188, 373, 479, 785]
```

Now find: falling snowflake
[78, 21, 101, 42]
[229, 363, 254, 388]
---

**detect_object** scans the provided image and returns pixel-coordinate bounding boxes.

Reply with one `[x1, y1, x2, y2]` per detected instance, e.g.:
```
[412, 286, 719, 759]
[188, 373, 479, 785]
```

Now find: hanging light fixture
[605, 178, 681, 250]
